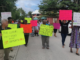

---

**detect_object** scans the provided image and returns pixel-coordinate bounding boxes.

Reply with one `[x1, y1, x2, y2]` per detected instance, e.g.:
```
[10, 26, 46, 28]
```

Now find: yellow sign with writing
[39, 24, 54, 36]
[8, 24, 17, 29]
[1, 28, 25, 49]
[24, 17, 32, 23]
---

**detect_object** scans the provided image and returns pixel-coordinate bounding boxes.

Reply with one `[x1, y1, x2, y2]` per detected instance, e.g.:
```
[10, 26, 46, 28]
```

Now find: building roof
[32, 10, 41, 14]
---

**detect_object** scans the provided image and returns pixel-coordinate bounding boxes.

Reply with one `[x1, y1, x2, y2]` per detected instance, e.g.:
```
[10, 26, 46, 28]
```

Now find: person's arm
[67, 20, 71, 24]
[71, 20, 73, 29]
[59, 20, 62, 25]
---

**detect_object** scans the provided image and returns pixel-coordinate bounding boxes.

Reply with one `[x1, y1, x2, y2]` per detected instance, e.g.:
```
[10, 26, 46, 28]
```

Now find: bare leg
[76, 48, 79, 53]
[54, 33, 57, 37]
[70, 48, 73, 53]
[76, 48, 79, 55]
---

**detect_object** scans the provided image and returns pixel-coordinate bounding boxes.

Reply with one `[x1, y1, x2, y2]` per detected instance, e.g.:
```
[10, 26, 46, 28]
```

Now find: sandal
[70, 50, 73, 53]
[76, 53, 80, 56]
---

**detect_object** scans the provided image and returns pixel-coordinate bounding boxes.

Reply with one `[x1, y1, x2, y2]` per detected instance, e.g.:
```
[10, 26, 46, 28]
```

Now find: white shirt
[35, 23, 40, 30]
[40, 22, 42, 26]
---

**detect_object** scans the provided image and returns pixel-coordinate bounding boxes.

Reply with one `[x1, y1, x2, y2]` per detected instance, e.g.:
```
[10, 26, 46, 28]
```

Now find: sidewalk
[9, 46, 20, 60]
[11, 33, 80, 60]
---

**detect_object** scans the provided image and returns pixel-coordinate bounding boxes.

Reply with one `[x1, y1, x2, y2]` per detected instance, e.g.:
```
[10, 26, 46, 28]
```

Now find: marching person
[23, 20, 29, 47]
[39, 19, 42, 26]
[34, 21, 40, 36]
[69, 20, 80, 56]
[47, 20, 50, 25]
[31, 27, 35, 37]
[8, 17, 13, 24]
[0, 19, 11, 60]
[8, 17, 13, 51]
[59, 20, 70, 48]
[54, 21, 57, 37]
[41, 20, 49, 49]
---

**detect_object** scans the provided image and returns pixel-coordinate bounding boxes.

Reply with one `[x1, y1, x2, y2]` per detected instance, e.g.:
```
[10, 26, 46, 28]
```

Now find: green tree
[39, 0, 80, 17]
[28, 11, 32, 18]
[0, 0, 27, 20]
[39, 0, 59, 17]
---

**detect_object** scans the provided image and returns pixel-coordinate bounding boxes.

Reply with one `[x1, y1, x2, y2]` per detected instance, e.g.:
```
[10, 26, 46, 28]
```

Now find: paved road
[12, 33, 80, 60]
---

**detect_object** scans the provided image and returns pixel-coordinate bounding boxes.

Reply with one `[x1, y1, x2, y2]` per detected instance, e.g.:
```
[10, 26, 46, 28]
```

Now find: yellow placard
[1, 28, 25, 49]
[39, 24, 54, 36]
[24, 17, 32, 23]
[8, 24, 17, 29]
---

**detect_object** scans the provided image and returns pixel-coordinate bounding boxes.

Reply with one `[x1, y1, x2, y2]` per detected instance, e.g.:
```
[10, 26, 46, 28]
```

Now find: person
[69, 20, 80, 56]
[34, 21, 39, 36]
[0, 19, 11, 60]
[8, 17, 13, 51]
[14, 21, 18, 24]
[39, 19, 42, 26]
[31, 27, 35, 37]
[47, 20, 50, 25]
[54, 21, 57, 37]
[59, 20, 70, 48]
[8, 17, 13, 24]
[41, 20, 49, 49]
[23, 20, 29, 46]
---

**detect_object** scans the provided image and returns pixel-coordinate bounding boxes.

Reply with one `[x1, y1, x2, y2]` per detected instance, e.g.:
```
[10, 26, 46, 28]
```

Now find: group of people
[59, 20, 80, 56]
[0, 18, 80, 60]
[37, 20, 80, 56]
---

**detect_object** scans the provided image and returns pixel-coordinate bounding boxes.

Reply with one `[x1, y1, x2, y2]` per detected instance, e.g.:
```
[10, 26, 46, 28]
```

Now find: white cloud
[15, 0, 42, 13]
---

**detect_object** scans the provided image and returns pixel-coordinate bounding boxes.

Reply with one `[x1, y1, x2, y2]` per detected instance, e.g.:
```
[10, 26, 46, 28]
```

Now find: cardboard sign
[2, 28, 25, 49]
[31, 20, 37, 26]
[8, 24, 17, 29]
[1, 12, 12, 20]
[39, 24, 54, 36]
[24, 18, 32, 23]
[59, 10, 72, 20]
[73, 12, 80, 26]
[20, 24, 32, 33]
[53, 23, 60, 29]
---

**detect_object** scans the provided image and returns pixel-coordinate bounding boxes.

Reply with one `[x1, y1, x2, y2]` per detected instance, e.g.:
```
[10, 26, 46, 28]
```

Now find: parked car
[59, 22, 72, 35]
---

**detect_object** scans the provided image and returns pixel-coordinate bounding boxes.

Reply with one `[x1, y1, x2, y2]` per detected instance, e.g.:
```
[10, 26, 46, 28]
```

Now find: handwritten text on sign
[39, 24, 54, 36]
[59, 10, 72, 20]
[20, 24, 32, 33]
[73, 12, 80, 26]
[2, 28, 25, 49]
[31, 20, 37, 26]
[1, 12, 12, 20]
[8, 24, 17, 29]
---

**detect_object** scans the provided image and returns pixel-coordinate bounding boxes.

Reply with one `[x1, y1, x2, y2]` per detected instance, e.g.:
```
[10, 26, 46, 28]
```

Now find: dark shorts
[54, 29, 57, 33]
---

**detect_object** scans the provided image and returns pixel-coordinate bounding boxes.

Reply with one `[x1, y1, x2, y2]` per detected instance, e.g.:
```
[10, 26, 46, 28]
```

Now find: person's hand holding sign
[0, 33, 2, 36]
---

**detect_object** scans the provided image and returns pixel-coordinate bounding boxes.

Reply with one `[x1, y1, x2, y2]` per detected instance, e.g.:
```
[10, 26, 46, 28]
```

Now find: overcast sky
[15, 0, 42, 13]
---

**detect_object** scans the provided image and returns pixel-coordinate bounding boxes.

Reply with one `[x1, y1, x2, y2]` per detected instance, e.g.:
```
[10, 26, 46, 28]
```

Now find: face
[63, 20, 66, 23]
[10, 19, 12, 22]
[3, 21, 8, 27]
[43, 20, 46, 24]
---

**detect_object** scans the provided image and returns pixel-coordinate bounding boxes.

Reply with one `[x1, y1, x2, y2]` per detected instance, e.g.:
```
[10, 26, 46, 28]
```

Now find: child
[41, 20, 49, 49]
